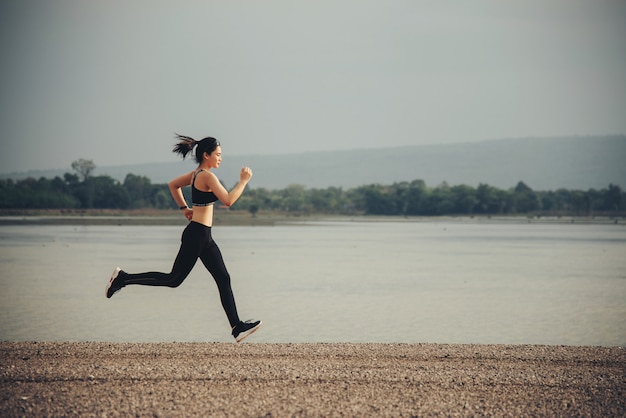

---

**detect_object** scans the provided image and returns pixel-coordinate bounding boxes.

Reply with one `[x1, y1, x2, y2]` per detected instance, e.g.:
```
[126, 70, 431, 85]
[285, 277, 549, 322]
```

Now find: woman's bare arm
[201, 167, 252, 207]
[168, 171, 194, 209]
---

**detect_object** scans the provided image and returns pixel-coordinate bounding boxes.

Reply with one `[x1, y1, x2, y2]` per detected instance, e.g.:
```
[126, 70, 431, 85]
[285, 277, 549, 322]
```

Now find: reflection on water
[0, 220, 625, 346]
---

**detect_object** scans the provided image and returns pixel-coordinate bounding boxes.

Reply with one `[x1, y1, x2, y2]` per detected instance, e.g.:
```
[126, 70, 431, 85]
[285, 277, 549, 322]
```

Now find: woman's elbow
[168, 179, 184, 192]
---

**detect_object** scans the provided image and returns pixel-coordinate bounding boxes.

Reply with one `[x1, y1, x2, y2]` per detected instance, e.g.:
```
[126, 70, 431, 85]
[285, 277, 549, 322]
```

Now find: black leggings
[120, 221, 240, 327]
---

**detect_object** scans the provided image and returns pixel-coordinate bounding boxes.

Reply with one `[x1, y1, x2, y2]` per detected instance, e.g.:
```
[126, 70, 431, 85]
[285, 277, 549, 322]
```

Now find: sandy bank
[1, 342, 624, 417]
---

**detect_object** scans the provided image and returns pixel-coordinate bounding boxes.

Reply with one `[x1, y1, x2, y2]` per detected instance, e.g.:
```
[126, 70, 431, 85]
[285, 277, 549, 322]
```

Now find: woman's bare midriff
[191, 205, 214, 227]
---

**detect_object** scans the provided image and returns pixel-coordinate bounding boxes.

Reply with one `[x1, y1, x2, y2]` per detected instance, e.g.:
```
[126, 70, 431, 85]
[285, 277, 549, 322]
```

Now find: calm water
[0, 219, 625, 346]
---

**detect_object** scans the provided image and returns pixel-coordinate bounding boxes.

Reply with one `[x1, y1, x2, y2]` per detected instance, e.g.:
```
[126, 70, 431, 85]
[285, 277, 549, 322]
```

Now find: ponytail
[173, 133, 221, 164]
[172, 134, 197, 160]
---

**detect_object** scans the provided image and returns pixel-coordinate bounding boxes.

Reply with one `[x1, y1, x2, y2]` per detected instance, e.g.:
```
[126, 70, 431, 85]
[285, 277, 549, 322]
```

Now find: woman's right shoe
[105, 267, 124, 298]
[232, 320, 262, 343]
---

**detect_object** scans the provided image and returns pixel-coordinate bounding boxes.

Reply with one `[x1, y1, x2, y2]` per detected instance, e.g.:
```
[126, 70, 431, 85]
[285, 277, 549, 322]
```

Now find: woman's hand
[182, 207, 193, 221]
[240, 166, 253, 183]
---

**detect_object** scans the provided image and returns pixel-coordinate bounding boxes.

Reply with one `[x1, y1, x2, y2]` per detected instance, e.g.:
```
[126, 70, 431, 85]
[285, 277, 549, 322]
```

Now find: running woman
[105, 134, 262, 343]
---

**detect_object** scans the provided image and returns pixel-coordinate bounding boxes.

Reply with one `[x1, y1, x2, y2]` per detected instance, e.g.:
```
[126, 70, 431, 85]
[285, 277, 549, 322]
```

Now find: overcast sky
[1, 0, 625, 173]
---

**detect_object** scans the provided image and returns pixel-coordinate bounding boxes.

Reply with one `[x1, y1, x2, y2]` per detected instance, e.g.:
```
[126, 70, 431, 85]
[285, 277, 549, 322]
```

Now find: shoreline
[0, 210, 623, 226]
[1, 342, 624, 416]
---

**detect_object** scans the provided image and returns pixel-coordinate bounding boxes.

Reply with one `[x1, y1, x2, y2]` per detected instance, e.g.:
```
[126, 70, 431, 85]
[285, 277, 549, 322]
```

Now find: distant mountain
[2, 136, 625, 191]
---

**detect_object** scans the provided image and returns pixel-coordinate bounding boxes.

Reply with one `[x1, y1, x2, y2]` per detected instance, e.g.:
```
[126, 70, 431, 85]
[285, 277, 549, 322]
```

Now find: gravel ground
[1, 342, 624, 417]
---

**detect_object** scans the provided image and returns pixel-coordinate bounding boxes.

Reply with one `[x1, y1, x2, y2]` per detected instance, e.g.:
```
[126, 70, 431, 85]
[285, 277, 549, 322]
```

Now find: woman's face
[205, 146, 222, 169]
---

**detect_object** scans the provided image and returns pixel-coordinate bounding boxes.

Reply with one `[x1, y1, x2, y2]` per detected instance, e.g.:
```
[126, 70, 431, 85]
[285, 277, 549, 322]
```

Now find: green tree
[512, 181, 541, 213]
[449, 185, 477, 214]
[89, 176, 130, 208]
[123, 173, 153, 208]
[309, 187, 345, 213]
[603, 184, 623, 211]
[151, 187, 174, 209]
[421, 186, 455, 216]
[354, 184, 393, 215]
[71, 159, 96, 182]
[280, 184, 308, 213]
[568, 191, 590, 215]
[475, 183, 503, 214]
[389, 182, 411, 215]
[404, 179, 427, 215]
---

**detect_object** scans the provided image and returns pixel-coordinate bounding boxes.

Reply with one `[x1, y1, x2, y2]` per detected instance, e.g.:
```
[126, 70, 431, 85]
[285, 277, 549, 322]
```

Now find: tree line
[0, 159, 624, 217]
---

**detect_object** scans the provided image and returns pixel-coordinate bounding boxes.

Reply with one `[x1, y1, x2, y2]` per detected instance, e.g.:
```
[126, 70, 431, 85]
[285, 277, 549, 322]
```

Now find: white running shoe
[105, 267, 124, 299]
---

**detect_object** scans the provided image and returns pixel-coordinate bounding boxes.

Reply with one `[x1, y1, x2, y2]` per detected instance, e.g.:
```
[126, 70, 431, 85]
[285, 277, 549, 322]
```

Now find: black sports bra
[192, 170, 218, 206]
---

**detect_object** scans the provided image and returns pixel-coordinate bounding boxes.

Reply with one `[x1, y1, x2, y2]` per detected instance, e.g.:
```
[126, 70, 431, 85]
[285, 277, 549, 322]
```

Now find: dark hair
[172, 134, 220, 164]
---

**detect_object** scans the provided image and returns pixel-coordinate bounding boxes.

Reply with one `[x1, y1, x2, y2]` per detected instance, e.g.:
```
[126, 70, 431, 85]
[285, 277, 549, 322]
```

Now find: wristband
[179, 205, 189, 210]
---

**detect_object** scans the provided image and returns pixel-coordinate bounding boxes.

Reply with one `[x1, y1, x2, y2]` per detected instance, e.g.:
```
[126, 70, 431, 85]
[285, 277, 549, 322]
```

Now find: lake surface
[0, 219, 625, 346]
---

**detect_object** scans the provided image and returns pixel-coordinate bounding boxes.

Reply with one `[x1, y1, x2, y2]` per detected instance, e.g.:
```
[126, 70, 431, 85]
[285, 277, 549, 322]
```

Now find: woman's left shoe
[232, 320, 262, 343]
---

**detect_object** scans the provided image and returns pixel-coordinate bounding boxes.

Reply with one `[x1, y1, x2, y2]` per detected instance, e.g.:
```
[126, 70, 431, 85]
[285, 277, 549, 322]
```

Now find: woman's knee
[214, 272, 232, 288]
[166, 273, 186, 288]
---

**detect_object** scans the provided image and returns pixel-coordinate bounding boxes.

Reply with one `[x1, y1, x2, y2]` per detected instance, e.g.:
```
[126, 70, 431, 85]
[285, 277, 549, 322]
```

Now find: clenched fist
[240, 166, 253, 183]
